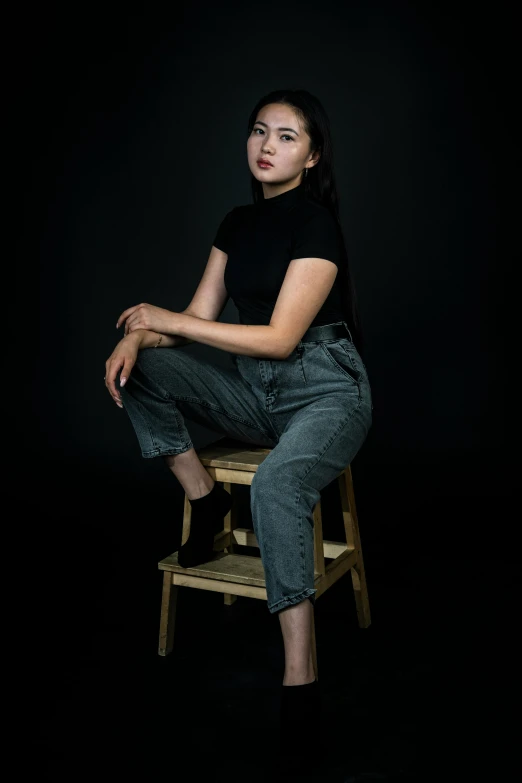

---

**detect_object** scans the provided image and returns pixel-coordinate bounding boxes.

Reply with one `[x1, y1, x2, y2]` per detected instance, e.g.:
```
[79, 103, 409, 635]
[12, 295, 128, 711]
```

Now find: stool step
[159, 550, 268, 587]
[158, 547, 343, 591]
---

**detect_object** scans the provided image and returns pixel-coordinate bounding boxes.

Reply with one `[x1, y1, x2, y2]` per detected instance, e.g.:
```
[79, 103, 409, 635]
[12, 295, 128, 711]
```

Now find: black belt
[299, 320, 352, 344]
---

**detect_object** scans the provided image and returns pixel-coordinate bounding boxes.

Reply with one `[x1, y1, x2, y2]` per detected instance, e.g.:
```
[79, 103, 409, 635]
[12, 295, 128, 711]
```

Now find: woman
[105, 88, 373, 773]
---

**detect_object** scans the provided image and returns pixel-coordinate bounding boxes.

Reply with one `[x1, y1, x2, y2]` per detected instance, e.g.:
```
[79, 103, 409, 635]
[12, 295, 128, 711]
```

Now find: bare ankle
[282, 673, 316, 686]
[283, 660, 316, 686]
[188, 479, 215, 501]
[164, 448, 215, 500]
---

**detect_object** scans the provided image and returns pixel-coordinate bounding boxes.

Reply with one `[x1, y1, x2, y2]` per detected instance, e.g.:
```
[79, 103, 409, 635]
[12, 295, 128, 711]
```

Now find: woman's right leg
[118, 346, 278, 565]
[119, 347, 277, 460]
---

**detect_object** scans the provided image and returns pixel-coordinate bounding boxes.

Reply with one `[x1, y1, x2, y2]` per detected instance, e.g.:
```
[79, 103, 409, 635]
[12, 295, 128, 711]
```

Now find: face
[247, 103, 320, 198]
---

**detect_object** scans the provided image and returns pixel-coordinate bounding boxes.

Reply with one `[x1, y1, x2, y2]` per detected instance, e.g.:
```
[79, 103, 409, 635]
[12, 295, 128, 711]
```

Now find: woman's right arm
[106, 243, 230, 405]
[105, 329, 193, 407]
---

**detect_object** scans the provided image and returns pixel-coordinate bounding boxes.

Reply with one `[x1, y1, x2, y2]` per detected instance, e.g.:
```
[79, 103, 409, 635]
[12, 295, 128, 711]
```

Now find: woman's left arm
[175, 313, 286, 359]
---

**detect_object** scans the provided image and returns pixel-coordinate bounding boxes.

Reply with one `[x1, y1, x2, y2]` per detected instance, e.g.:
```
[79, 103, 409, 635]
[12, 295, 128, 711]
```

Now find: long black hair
[246, 88, 365, 358]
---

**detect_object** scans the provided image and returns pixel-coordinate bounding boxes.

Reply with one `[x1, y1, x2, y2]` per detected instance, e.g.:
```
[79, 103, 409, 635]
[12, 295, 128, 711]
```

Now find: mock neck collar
[254, 181, 307, 213]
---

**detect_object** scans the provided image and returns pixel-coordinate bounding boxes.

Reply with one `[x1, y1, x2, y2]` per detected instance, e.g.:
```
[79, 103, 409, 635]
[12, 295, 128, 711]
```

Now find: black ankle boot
[177, 482, 232, 569]
[277, 678, 322, 774]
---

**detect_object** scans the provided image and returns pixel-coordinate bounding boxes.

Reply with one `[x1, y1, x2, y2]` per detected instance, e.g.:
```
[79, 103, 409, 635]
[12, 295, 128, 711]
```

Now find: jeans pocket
[320, 341, 362, 384]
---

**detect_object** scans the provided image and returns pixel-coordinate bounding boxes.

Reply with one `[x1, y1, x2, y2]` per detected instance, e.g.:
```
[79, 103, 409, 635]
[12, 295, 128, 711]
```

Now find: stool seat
[158, 437, 371, 677]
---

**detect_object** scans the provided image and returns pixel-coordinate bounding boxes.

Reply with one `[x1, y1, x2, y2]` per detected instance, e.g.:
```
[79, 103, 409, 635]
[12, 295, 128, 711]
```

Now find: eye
[253, 128, 294, 141]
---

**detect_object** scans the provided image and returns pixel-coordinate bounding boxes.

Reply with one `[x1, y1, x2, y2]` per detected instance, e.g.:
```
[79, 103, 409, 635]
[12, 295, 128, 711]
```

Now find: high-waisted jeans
[119, 320, 373, 614]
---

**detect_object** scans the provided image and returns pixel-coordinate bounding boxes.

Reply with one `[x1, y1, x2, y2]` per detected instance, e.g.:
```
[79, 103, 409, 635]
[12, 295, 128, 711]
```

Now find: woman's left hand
[116, 303, 180, 336]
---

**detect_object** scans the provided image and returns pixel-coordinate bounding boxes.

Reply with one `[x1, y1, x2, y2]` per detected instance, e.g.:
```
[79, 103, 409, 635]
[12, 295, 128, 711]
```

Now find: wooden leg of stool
[223, 481, 237, 606]
[340, 466, 371, 628]
[310, 605, 319, 681]
[351, 562, 371, 629]
[158, 571, 178, 656]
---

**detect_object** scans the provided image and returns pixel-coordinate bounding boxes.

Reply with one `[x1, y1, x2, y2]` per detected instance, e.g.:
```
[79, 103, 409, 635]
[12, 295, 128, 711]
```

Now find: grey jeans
[119, 321, 373, 614]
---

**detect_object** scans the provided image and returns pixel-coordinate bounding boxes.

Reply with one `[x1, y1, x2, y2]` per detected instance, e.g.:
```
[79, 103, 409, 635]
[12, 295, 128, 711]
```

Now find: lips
[257, 159, 273, 166]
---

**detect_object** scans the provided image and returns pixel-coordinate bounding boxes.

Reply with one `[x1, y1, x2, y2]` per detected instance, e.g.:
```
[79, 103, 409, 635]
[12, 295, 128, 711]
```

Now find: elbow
[275, 342, 295, 361]
[269, 327, 295, 360]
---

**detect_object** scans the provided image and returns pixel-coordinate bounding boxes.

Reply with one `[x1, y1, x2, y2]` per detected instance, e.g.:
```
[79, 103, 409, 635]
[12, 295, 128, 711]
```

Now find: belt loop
[342, 321, 353, 342]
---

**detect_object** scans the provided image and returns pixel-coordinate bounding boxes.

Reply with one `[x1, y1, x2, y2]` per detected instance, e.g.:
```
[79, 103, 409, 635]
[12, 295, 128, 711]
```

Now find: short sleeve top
[212, 182, 346, 327]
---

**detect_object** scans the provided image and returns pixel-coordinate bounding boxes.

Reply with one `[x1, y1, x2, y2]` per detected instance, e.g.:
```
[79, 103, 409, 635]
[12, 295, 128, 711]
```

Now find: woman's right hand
[105, 333, 142, 407]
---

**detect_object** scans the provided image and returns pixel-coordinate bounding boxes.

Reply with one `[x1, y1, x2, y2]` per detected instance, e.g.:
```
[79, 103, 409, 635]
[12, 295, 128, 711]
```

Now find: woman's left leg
[250, 392, 372, 682]
[278, 598, 315, 685]
[253, 391, 371, 774]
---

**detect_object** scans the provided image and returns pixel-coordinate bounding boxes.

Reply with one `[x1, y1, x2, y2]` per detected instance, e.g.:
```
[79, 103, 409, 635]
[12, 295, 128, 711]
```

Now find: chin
[251, 166, 273, 176]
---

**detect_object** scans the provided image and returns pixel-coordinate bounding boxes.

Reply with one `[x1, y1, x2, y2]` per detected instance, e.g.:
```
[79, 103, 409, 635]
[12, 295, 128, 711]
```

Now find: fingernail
[117, 403, 123, 408]
[120, 377, 126, 387]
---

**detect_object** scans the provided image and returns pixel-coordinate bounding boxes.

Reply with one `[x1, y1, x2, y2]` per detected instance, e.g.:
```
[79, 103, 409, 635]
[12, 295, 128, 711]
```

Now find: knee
[130, 347, 173, 387]
[251, 463, 319, 510]
[133, 347, 163, 373]
[250, 461, 294, 505]
[250, 465, 288, 533]
[250, 463, 270, 496]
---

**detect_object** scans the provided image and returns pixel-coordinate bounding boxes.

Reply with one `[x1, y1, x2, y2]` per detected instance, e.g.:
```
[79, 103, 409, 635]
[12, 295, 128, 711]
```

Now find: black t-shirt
[212, 181, 346, 327]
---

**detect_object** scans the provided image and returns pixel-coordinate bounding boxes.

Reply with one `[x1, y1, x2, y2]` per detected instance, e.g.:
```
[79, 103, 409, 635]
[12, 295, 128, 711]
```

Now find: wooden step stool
[158, 437, 371, 678]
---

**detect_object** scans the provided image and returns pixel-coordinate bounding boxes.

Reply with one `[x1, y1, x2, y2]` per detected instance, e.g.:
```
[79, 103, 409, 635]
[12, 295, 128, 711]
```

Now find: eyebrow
[253, 120, 299, 136]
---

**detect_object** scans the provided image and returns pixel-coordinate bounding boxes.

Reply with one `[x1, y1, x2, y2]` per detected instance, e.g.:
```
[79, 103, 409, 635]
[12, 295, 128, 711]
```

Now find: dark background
[23, 1, 518, 779]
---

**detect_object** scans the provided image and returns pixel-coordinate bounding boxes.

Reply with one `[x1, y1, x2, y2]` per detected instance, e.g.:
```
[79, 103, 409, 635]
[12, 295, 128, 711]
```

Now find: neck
[261, 176, 304, 201]
[254, 180, 307, 214]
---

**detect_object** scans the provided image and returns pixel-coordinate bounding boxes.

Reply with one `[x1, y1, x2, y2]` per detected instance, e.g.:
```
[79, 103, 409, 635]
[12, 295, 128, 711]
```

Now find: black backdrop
[22, 1, 517, 777]
[30, 3, 514, 547]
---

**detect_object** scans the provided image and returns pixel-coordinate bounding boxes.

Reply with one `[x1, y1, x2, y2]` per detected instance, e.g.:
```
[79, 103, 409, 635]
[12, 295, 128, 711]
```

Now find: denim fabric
[119, 321, 373, 614]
